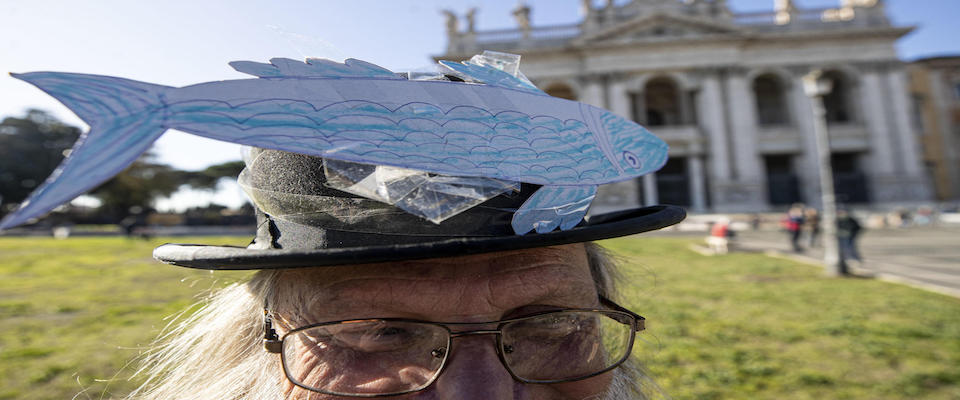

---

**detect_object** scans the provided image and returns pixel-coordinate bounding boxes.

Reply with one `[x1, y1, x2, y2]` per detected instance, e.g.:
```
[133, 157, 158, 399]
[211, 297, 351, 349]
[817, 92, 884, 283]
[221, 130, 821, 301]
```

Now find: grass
[1, 235, 959, 399]
[0, 236, 251, 400]
[605, 236, 960, 400]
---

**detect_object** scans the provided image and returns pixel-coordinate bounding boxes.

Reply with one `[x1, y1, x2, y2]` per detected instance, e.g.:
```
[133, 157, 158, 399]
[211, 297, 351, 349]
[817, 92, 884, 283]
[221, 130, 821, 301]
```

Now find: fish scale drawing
[2, 56, 668, 234]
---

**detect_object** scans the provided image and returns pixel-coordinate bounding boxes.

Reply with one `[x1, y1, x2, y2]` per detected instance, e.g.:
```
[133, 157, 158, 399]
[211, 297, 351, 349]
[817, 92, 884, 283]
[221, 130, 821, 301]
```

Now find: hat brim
[153, 205, 685, 270]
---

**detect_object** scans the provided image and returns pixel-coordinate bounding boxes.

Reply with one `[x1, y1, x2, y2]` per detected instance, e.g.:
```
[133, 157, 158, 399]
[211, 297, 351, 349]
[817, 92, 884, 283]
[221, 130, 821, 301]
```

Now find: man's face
[272, 243, 615, 399]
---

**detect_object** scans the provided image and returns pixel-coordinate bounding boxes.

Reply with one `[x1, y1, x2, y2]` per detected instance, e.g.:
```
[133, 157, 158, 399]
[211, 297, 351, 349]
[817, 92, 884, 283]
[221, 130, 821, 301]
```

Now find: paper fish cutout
[3, 56, 667, 234]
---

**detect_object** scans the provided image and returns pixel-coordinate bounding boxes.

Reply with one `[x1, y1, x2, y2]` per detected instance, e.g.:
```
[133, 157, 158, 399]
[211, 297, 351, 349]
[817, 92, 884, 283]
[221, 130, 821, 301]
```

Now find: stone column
[608, 78, 632, 119]
[580, 77, 605, 108]
[929, 69, 960, 199]
[642, 174, 658, 206]
[722, 68, 767, 209]
[725, 70, 763, 182]
[858, 64, 922, 203]
[859, 69, 898, 176]
[886, 67, 924, 177]
[688, 156, 707, 211]
[697, 71, 732, 181]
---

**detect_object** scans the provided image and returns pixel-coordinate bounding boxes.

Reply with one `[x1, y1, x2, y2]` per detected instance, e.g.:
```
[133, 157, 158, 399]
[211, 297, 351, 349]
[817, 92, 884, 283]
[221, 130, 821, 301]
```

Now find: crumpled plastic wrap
[466, 50, 535, 86]
[322, 159, 519, 224]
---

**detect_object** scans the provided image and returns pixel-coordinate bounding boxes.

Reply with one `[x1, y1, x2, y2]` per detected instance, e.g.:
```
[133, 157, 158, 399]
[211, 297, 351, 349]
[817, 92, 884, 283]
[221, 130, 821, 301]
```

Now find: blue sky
[1, 0, 956, 209]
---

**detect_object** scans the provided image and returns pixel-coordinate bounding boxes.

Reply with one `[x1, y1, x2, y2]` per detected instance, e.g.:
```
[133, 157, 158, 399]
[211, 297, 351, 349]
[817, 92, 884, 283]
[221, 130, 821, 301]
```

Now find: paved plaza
[731, 226, 960, 297]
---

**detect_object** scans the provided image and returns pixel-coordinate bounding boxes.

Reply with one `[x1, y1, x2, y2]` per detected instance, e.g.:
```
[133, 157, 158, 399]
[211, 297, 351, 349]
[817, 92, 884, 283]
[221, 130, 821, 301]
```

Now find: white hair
[123, 243, 659, 400]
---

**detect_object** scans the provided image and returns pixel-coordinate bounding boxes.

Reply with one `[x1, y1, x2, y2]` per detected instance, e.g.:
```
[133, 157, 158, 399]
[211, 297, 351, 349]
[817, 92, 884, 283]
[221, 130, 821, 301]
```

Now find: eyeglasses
[263, 297, 644, 397]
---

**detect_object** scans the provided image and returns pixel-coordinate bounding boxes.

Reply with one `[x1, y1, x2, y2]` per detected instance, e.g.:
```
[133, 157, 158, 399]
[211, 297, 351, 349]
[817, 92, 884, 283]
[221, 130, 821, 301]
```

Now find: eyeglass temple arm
[599, 296, 646, 332]
[263, 306, 283, 354]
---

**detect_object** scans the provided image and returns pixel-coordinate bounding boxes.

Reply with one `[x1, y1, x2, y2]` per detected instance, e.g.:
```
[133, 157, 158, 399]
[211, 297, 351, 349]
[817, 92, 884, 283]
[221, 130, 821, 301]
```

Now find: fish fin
[511, 185, 597, 235]
[1, 72, 169, 229]
[438, 60, 547, 96]
[229, 58, 403, 80]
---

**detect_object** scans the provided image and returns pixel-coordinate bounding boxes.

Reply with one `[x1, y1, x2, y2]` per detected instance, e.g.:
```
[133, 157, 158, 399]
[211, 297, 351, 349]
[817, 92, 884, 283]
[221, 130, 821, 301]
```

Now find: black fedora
[153, 148, 685, 270]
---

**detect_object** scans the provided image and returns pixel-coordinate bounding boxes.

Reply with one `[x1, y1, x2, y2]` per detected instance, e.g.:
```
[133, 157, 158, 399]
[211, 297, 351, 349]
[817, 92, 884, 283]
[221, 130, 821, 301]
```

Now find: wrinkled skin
[272, 243, 614, 400]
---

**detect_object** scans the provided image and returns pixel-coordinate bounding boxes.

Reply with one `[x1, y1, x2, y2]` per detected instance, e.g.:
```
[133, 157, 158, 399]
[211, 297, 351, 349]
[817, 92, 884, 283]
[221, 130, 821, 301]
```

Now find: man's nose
[432, 335, 516, 399]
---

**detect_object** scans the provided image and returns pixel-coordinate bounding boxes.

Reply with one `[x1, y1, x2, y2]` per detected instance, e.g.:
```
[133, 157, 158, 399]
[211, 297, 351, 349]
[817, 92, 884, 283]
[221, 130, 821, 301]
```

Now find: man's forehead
[274, 244, 598, 321]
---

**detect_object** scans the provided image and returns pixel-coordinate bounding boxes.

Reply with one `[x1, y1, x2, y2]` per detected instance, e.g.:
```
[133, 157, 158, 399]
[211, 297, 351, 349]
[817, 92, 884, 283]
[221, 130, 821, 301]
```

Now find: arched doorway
[642, 77, 682, 126]
[752, 73, 790, 126]
[822, 70, 855, 124]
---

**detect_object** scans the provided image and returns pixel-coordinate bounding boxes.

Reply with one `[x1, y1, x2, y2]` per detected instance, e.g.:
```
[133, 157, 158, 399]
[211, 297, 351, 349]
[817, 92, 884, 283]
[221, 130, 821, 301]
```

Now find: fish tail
[1, 73, 172, 229]
[10, 72, 171, 125]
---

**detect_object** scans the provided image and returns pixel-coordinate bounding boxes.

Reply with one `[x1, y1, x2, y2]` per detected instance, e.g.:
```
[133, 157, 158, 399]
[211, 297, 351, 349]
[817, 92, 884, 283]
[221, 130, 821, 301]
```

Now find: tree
[89, 155, 245, 220]
[89, 152, 184, 220]
[180, 161, 245, 190]
[0, 110, 81, 214]
[0, 110, 246, 223]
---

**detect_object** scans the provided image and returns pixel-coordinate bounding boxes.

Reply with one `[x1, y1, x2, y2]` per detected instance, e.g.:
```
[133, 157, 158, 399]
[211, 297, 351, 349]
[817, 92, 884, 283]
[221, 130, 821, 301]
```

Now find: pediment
[578, 13, 744, 44]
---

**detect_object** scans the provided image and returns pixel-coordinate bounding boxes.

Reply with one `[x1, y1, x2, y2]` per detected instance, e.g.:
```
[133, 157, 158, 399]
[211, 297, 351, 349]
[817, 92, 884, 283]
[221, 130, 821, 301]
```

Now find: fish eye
[622, 151, 641, 168]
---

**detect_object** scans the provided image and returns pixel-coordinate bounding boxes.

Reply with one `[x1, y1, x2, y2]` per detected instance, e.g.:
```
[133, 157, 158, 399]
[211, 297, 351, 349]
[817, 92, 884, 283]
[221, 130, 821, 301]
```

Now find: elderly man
[129, 149, 684, 400]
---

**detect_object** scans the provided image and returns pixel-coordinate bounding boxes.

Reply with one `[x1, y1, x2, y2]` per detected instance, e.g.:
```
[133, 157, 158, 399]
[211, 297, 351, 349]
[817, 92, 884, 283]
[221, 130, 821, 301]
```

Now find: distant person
[915, 206, 933, 226]
[898, 209, 912, 227]
[837, 209, 863, 264]
[750, 213, 762, 231]
[804, 207, 820, 248]
[781, 203, 805, 253]
[706, 217, 734, 254]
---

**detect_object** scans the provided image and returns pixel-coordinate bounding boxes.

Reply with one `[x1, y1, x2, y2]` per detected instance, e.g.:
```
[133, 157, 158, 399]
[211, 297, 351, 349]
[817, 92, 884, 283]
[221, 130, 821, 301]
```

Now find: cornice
[435, 27, 914, 65]
[575, 12, 745, 44]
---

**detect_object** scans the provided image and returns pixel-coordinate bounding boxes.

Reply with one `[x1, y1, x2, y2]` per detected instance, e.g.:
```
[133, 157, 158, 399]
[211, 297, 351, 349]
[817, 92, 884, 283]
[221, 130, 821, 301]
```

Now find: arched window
[544, 83, 576, 100]
[822, 70, 853, 124]
[643, 77, 682, 126]
[752, 74, 789, 126]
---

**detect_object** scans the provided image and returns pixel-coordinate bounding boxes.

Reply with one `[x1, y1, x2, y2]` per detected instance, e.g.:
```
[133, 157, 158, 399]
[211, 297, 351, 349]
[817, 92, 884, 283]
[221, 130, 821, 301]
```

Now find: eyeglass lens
[500, 311, 633, 382]
[281, 311, 634, 396]
[283, 320, 449, 396]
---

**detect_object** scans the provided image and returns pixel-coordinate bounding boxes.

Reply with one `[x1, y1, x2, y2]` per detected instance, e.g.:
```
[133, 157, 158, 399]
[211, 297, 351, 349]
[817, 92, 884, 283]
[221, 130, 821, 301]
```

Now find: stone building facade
[440, 0, 932, 213]
[908, 56, 960, 201]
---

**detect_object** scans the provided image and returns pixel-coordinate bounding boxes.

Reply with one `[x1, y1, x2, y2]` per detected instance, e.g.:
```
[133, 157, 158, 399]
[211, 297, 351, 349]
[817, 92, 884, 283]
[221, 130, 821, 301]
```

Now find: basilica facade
[439, 0, 932, 213]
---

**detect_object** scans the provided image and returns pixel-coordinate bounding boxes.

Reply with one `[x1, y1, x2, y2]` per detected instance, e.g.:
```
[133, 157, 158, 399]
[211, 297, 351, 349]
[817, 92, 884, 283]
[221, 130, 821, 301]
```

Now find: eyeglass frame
[262, 296, 645, 398]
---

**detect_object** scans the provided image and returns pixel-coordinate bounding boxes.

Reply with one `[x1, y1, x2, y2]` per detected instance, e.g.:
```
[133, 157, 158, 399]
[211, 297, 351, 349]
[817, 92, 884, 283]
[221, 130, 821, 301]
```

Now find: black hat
[153, 149, 685, 270]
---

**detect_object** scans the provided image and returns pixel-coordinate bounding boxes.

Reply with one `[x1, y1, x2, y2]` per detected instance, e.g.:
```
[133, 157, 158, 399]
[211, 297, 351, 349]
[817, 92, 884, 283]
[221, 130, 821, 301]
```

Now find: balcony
[758, 125, 802, 153]
[827, 123, 870, 151]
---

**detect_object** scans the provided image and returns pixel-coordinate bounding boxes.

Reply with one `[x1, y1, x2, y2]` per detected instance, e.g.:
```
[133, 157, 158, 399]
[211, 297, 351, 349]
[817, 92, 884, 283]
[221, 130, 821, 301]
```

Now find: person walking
[837, 209, 863, 264]
[782, 203, 806, 253]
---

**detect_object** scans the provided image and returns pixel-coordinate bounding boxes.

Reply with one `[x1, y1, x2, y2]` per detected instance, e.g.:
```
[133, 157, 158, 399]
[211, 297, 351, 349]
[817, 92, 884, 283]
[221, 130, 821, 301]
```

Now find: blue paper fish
[2, 57, 667, 234]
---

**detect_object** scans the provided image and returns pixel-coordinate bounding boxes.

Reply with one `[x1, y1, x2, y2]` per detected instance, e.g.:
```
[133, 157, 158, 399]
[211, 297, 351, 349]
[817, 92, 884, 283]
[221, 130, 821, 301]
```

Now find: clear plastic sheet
[467, 50, 536, 87]
[323, 159, 519, 224]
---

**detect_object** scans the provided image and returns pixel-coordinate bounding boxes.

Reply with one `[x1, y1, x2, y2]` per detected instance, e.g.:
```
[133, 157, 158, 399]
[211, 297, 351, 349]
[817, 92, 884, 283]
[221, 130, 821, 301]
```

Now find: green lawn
[1, 236, 958, 399]
[606, 237, 960, 400]
[0, 236, 252, 400]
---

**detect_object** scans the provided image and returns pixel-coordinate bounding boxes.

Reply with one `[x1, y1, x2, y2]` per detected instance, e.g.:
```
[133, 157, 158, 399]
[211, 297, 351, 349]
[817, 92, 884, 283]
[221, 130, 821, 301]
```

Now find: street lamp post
[803, 70, 848, 277]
